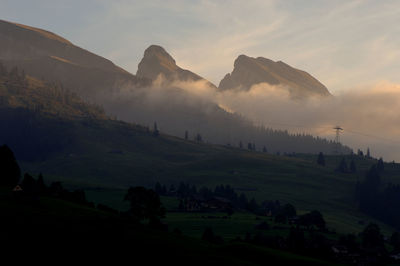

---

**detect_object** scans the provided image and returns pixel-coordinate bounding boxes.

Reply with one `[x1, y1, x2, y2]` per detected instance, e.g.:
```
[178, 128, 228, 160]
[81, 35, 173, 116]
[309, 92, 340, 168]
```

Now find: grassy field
[2, 110, 395, 237]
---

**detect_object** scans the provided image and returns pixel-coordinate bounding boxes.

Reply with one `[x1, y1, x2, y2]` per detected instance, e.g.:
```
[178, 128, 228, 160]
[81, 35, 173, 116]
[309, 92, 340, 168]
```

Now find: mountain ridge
[137, 45, 217, 88]
[219, 54, 331, 97]
[0, 19, 148, 99]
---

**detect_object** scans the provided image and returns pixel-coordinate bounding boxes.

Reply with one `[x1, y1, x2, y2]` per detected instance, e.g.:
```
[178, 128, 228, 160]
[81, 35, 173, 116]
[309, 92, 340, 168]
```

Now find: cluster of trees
[316, 152, 358, 173]
[1, 144, 90, 206]
[336, 157, 357, 173]
[155, 182, 261, 213]
[155, 182, 326, 230]
[124, 186, 166, 225]
[15, 173, 91, 206]
[355, 160, 400, 229]
[0, 61, 105, 119]
[241, 222, 389, 264]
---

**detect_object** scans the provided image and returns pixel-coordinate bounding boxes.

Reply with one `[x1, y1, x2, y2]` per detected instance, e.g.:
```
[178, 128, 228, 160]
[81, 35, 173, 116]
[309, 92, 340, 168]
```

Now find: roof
[12, 185, 23, 192]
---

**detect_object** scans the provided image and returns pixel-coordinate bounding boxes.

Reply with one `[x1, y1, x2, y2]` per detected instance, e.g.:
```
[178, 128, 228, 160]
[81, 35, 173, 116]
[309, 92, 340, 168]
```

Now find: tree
[317, 152, 325, 166]
[0, 62, 7, 76]
[247, 142, 253, 150]
[390, 232, 400, 250]
[366, 147, 371, 158]
[350, 159, 356, 173]
[282, 203, 297, 218]
[124, 186, 165, 223]
[365, 165, 381, 189]
[37, 173, 47, 195]
[154, 182, 163, 195]
[195, 133, 202, 142]
[336, 158, 348, 173]
[377, 158, 384, 172]
[153, 122, 159, 136]
[361, 223, 384, 249]
[239, 141, 243, 149]
[358, 165, 381, 213]
[21, 173, 37, 195]
[0, 145, 21, 186]
[299, 210, 326, 230]
[247, 198, 259, 213]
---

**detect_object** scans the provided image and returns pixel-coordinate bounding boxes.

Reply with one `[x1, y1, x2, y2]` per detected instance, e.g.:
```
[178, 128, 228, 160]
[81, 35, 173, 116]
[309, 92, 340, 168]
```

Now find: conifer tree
[0, 145, 21, 186]
[350, 160, 356, 173]
[153, 122, 159, 136]
[317, 152, 325, 166]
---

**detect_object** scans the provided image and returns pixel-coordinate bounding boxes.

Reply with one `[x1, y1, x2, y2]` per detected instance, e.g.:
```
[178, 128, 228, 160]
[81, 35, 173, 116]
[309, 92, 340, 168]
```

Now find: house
[12, 185, 23, 193]
[205, 197, 232, 211]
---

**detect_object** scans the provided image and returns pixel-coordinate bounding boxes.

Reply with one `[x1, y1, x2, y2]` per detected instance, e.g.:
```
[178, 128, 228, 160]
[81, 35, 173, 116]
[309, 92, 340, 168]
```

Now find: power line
[264, 121, 400, 146]
[346, 129, 400, 146]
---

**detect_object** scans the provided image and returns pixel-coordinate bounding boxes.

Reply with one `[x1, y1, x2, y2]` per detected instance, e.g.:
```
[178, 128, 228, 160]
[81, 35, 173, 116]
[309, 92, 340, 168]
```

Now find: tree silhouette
[195, 133, 203, 142]
[361, 223, 384, 249]
[350, 159, 356, 173]
[377, 158, 384, 172]
[124, 186, 165, 223]
[153, 122, 159, 136]
[317, 152, 325, 166]
[336, 158, 348, 173]
[0, 145, 21, 186]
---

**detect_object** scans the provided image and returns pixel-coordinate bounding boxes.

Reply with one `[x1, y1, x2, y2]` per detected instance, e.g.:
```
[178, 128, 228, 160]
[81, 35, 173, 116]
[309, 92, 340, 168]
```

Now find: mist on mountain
[1, 19, 398, 159]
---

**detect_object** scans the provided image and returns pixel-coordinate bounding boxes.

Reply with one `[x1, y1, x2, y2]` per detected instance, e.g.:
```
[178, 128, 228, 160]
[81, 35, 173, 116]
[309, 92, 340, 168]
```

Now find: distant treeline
[356, 159, 400, 229]
[155, 181, 326, 230]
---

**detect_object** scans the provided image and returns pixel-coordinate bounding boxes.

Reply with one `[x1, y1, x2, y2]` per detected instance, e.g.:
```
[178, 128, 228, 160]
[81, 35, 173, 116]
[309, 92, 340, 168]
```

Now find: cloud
[135, 77, 400, 161]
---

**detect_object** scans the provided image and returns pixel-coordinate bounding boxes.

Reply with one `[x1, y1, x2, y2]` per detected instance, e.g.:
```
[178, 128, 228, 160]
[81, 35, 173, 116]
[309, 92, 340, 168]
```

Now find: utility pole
[333, 126, 343, 154]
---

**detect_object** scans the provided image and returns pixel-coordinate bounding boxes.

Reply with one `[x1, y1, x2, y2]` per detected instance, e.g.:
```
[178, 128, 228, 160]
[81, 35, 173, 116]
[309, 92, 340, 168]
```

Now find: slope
[0, 65, 396, 235]
[0, 19, 149, 99]
[219, 55, 331, 97]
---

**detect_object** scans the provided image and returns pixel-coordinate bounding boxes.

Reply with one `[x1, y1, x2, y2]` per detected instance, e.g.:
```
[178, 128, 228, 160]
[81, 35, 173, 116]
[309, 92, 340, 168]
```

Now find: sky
[1, 0, 400, 93]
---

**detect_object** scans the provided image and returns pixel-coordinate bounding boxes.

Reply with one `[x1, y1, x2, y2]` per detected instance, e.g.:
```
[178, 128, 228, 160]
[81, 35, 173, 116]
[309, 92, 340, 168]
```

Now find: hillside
[0, 20, 344, 155]
[0, 19, 149, 99]
[219, 55, 331, 97]
[0, 64, 384, 234]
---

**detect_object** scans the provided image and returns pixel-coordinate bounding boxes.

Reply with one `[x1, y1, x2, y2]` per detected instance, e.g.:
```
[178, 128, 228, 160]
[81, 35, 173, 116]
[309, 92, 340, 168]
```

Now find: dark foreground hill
[0, 185, 338, 265]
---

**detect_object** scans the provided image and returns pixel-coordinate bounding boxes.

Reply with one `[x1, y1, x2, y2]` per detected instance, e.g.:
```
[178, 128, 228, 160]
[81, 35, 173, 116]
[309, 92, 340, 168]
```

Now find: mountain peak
[219, 54, 331, 97]
[137, 45, 179, 80]
[137, 45, 216, 88]
[143, 45, 176, 64]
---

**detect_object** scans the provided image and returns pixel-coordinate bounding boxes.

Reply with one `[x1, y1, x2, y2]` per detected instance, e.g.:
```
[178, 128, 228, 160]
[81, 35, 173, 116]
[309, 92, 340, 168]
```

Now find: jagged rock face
[136, 45, 217, 88]
[0, 20, 147, 98]
[219, 55, 331, 97]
